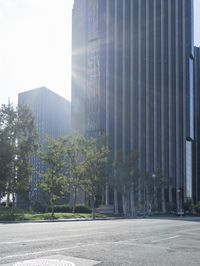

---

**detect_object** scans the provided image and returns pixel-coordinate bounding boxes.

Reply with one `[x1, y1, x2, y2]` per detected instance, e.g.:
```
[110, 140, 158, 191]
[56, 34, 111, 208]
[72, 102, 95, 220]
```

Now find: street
[0, 217, 200, 266]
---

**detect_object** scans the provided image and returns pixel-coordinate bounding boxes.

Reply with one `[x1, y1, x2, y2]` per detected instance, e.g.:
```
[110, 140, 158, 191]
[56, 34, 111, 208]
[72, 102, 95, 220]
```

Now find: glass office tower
[194, 47, 200, 203]
[18, 87, 71, 205]
[72, 0, 194, 207]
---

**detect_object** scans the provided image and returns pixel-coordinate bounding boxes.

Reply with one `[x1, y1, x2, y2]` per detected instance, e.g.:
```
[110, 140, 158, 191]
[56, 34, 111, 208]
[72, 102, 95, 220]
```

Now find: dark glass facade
[194, 47, 200, 202]
[72, 0, 194, 204]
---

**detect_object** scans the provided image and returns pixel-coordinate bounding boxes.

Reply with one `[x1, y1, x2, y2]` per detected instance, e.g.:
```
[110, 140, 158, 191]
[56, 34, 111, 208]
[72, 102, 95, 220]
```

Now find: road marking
[0, 236, 172, 262]
[152, 235, 180, 243]
[0, 243, 99, 261]
[14, 259, 75, 266]
[0, 238, 56, 245]
[0, 235, 179, 262]
[0, 232, 105, 245]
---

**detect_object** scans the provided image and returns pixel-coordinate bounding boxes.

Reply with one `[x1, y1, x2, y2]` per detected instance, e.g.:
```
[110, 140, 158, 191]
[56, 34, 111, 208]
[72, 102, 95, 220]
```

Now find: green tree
[0, 102, 38, 208]
[0, 130, 11, 201]
[81, 136, 109, 219]
[65, 134, 86, 213]
[39, 137, 68, 218]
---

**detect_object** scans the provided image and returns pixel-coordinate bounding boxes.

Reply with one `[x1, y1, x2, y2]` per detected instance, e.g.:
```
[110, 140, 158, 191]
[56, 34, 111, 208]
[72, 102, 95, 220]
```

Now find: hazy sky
[0, 0, 73, 105]
[0, 0, 200, 106]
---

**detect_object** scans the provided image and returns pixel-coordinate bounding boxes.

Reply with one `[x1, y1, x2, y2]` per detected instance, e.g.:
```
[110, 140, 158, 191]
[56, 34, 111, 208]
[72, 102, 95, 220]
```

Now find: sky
[0, 0, 200, 106]
[0, 0, 74, 105]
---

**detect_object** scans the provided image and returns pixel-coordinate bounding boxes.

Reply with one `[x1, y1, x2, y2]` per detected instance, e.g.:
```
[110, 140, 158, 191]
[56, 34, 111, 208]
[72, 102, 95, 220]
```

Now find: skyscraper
[194, 47, 200, 203]
[72, 0, 194, 208]
[18, 87, 71, 202]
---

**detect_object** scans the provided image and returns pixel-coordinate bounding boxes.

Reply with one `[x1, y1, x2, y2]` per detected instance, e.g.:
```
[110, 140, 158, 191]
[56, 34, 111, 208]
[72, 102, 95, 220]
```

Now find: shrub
[165, 202, 176, 212]
[51, 205, 72, 213]
[74, 204, 92, 213]
[193, 202, 200, 215]
[31, 202, 47, 213]
[183, 199, 193, 213]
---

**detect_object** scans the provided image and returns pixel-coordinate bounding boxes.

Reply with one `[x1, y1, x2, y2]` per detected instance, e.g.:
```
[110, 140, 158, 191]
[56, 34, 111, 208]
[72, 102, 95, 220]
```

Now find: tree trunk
[92, 194, 96, 220]
[72, 187, 77, 213]
[105, 183, 109, 206]
[6, 192, 10, 207]
[50, 198, 54, 219]
[114, 187, 119, 215]
[101, 187, 105, 205]
[51, 205, 54, 219]
[130, 182, 135, 217]
[12, 193, 16, 212]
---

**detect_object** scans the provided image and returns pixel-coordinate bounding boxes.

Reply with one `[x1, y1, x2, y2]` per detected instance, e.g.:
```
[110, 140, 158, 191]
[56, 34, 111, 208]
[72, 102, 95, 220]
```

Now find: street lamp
[152, 174, 156, 179]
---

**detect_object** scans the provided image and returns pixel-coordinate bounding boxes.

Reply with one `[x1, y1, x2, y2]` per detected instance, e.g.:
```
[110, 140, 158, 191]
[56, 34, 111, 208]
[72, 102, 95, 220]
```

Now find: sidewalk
[0, 216, 127, 224]
[1, 215, 199, 224]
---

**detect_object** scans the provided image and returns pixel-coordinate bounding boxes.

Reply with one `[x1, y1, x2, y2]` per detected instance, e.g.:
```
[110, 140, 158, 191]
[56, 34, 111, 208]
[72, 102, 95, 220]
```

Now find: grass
[0, 206, 108, 221]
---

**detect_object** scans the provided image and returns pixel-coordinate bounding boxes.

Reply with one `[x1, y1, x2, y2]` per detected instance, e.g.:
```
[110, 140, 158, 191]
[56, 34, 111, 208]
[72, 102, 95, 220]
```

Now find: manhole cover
[15, 259, 75, 266]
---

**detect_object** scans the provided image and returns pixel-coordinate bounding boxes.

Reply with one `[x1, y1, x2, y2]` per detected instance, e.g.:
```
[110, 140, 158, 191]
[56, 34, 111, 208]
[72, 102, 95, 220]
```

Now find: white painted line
[14, 259, 75, 266]
[0, 232, 105, 245]
[0, 238, 56, 245]
[152, 235, 180, 243]
[0, 243, 98, 261]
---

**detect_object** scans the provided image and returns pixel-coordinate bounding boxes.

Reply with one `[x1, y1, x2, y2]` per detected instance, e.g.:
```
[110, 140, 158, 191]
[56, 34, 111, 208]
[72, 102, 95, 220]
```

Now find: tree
[81, 136, 109, 219]
[0, 102, 38, 208]
[0, 130, 11, 201]
[137, 170, 167, 215]
[65, 134, 86, 213]
[39, 136, 68, 218]
[111, 150, 139, 216]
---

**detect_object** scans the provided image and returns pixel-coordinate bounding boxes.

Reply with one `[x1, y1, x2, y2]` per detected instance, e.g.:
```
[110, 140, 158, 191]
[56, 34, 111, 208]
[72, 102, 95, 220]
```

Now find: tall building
[194, 47, 200, 203]
[18, 87, 71, 202]
[72, 0, 194, 208]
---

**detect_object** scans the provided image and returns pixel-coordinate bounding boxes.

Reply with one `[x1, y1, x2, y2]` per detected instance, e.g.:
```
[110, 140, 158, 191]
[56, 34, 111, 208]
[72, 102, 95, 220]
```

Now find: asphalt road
[0, 217, 200, 266]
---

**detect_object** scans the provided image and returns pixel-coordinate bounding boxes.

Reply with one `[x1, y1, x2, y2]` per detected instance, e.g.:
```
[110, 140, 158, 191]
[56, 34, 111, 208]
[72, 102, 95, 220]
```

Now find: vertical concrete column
[182, 0, 187, 202]
[168, 0, 173, 204]
[113, 0, 118, 215]
[161, 0, 166, 213]
[146, 0, 150, 172]
[105, 0, 109, 139]
[175, 0, 180, 192]
[137, 0, 142, 212]
[138, 0, 141, 169]
[105, 0, 110, 209]
[122, 0, 126, 158]
[176, 189, 180, 211]
[153, 0, 157, 173]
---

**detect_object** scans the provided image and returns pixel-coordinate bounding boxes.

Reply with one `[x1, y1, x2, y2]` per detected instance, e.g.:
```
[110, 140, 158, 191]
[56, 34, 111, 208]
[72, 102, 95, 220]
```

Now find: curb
[0, 216, 127, 224]
[1, 216, 199, 224]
